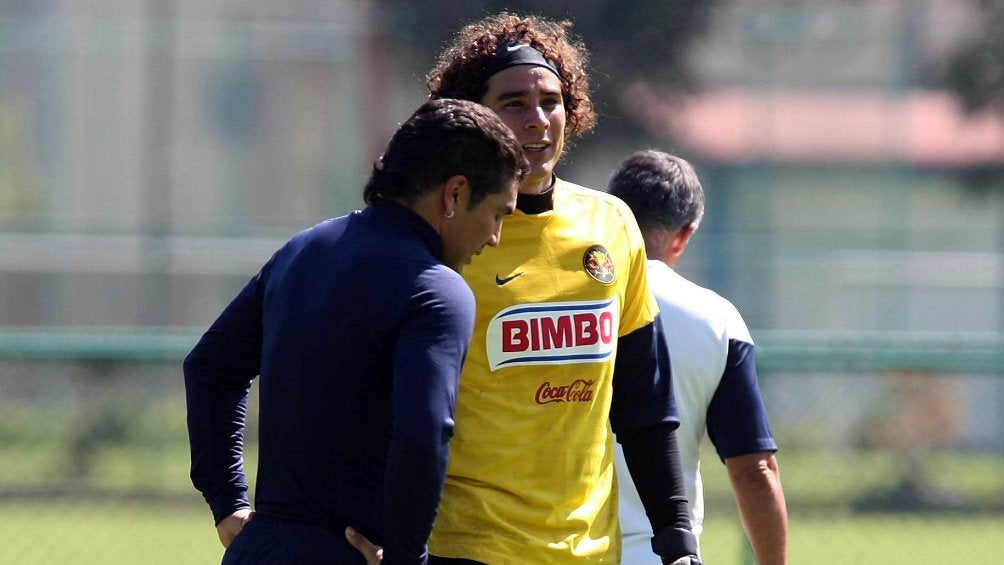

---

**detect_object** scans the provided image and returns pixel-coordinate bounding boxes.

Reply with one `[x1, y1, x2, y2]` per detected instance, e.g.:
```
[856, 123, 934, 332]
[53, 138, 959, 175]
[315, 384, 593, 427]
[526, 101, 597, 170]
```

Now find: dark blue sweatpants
[221, 514, 365, 565]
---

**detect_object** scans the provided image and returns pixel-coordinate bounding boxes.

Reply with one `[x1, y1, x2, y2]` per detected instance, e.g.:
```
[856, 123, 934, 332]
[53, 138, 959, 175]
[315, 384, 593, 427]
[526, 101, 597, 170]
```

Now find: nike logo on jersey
[495, 272, 523, 286]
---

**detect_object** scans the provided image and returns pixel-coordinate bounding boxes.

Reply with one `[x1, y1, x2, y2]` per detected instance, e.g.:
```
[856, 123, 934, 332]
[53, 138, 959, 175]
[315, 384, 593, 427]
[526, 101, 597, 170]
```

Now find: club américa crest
[582, 245, 615, 284]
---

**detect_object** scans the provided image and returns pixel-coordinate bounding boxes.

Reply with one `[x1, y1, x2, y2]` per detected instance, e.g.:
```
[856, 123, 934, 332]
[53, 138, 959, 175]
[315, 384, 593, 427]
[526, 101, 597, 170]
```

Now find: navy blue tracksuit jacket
[185, 203, 475, 565]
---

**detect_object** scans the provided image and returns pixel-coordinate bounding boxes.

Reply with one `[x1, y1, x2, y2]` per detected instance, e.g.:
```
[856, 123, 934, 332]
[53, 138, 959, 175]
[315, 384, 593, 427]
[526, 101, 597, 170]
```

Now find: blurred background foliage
[0, 1, 1002, 563]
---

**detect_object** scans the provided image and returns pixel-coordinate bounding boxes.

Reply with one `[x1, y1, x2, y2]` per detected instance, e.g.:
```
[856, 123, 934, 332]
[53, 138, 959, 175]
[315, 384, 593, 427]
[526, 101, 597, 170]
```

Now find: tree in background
[384, 0, 715, 149]
[944, 0, 1004, 191]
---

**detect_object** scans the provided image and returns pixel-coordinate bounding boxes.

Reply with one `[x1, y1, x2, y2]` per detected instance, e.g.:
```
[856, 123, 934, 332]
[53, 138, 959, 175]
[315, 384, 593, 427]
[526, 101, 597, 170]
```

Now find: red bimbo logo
[486, 298, 618, 370]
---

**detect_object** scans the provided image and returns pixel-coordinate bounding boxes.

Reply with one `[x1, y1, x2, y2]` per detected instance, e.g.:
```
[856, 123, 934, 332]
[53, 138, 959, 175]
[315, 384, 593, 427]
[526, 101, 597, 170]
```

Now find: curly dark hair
[426, 12, 597, 144]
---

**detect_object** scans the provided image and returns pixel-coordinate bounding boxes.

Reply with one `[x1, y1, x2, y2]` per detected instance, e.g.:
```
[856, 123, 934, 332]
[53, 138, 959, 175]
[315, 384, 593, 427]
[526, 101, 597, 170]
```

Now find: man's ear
[672, 222, 698, 256]
[442, 175, 468, 215]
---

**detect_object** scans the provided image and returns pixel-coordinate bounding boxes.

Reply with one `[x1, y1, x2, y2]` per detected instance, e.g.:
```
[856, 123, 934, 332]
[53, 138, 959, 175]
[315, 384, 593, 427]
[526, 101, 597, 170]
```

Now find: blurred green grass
[2, 499, 1002, 565]
[2, 396, 1003, 564]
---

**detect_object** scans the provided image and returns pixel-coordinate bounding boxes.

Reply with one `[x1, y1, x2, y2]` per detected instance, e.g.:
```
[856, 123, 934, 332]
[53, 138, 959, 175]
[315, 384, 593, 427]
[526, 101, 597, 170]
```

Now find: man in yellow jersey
[347, 13, 701, 565]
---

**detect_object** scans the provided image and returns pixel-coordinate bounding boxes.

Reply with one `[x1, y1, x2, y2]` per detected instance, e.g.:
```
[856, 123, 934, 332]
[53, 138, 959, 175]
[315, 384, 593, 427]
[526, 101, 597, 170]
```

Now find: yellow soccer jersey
[429, 179, 659, 565]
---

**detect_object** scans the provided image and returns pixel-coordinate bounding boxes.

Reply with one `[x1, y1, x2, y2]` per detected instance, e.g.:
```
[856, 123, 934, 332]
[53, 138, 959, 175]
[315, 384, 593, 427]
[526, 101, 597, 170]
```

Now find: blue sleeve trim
[707, 340, 778, 460]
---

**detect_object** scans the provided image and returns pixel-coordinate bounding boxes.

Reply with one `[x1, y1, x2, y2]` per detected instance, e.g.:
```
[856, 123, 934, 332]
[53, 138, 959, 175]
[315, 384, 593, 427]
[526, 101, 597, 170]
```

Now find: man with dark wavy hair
[185, 98, 526, 565]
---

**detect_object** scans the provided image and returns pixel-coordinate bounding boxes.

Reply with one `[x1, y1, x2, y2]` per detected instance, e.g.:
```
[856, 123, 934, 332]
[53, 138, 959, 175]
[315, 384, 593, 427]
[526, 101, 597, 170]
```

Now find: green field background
[4, 499, 1004, 565]
[3, 2, 1004, 563]
[3, 363, 1003, 564]
[3, 426, 1003, 564]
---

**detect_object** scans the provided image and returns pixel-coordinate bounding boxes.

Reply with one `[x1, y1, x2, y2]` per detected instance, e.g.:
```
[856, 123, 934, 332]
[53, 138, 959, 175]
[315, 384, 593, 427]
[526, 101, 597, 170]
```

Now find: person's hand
[662, 557, 703, 565]
[216, 508, 254, 548]
[345, 527, 383, 564]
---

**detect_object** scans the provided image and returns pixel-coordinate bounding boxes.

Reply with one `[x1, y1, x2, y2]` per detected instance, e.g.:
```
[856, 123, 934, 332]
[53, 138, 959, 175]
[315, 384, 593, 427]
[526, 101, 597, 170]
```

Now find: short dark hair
[426, 12, 597, 145]
[608, 150, 705, 234]
[364, 98, 528, 207]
